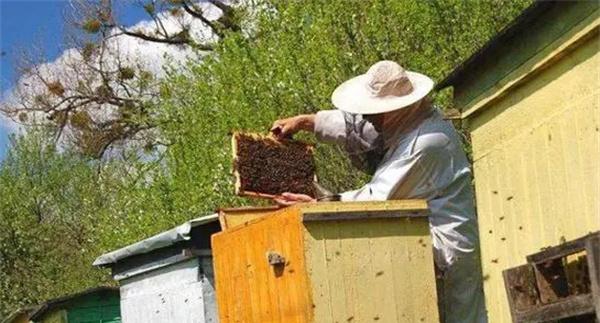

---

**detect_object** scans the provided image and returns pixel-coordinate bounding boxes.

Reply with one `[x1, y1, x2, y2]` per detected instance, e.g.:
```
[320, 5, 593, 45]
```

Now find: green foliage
[0, 131, 186, 316]
[0, 131, 109, 315]
[156, 0, 532, 215]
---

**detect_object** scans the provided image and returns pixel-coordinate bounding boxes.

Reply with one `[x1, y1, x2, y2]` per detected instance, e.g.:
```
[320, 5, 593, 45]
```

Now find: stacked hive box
[213, 200, 439, 323]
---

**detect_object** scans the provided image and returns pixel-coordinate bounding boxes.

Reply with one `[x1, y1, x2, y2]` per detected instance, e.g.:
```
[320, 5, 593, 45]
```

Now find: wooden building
[93, 214, 220, 323]
[214, 200, 438, 323]
[29, 287, 120, 323]
[436, 1, 599, 322]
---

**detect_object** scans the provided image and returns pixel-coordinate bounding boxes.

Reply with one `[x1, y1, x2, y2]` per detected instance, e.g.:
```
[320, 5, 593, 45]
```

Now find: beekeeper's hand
[273, 192, 316, 206]
[270, 114, 315, 140]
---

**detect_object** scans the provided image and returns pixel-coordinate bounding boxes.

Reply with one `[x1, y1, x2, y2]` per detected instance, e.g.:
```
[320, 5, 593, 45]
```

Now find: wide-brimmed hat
[331, 60, 434, 115]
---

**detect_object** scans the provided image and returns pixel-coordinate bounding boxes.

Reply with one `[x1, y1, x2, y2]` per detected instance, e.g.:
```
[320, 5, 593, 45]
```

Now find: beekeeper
[270, 60, 487, 323]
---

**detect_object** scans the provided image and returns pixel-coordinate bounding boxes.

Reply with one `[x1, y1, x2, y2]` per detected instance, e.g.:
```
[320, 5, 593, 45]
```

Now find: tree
[76, 0, 242, 49]
[0, 130, 110, 315]
[0, 129, 186, 317]
[2, 41, 162, 159]
[0, 0, 248, 159]
[154, 0, 533, 215]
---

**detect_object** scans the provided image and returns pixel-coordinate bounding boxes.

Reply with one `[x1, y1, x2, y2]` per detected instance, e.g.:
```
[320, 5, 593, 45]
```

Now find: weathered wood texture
[302, 209, 428, 222]
[503, 233, 600, 322]
[304, 216, 437, 322]
[212, 200, 437, 323]
[527, 234, 592, 264]
[587, 234, 600, 321]
[218, 206, 281, 231]
[504, 264, 539, 318]
[516, 294, 594, 322]
[455, 3, 600, 322]
[534, 259, 570, 305]
[213, 206, 313, 323]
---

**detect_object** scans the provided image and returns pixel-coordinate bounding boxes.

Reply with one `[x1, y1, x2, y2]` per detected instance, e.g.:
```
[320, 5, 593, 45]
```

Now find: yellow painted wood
[460, 13, 599, 119]
[212, 201, 437, 323]
[461, 21, 600, 323]
[302, 217, 437, 323]
[300, 199, 428, 214]
[218, 206, 281, 230]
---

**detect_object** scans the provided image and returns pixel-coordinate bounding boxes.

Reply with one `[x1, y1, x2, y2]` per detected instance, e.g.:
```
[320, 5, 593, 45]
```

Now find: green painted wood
[454, 1, 599, 110]
[66, 293, 121, 323]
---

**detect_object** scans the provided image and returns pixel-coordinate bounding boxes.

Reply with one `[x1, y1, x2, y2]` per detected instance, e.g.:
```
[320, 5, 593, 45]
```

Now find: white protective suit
[314, 107, 487, 323]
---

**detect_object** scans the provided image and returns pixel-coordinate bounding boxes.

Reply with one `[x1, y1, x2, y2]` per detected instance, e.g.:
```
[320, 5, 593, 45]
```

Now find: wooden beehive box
[212, 200, 439, 323]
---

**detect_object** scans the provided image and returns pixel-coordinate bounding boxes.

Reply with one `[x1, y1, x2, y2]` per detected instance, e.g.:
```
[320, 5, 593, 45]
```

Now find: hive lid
[299, 200, 429, 222]
[93, 213, 218, 267]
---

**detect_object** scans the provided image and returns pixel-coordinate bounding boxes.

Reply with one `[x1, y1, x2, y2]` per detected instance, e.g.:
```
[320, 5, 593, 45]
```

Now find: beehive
[212, 200, 439, 323]
[436, 2, 599, 321]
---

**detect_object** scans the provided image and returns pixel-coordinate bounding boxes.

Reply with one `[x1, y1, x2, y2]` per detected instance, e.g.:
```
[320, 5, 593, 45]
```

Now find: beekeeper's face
[363, 113, 384, 131]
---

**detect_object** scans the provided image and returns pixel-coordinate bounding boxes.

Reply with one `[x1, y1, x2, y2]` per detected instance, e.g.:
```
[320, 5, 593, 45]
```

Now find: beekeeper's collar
[343, 99, 432, 174]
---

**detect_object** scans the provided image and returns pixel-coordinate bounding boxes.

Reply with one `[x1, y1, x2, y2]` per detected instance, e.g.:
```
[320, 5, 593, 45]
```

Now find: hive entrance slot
[503, 232, 599, 322]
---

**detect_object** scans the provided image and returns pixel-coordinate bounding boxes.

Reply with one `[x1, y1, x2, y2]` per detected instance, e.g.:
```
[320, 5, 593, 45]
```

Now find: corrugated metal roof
[436, 0, 553, 90]
[93, 213, 219, 267]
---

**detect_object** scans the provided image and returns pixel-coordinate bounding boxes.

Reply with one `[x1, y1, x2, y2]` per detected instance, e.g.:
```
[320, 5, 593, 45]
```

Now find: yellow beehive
[437, 2, 599, 322]
[212, 200, 438, 323]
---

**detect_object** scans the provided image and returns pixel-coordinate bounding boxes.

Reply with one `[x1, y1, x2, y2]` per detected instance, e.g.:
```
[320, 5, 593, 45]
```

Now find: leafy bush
[0, 131, 193, 316]
[157, 0, 532, 215]
[0, 131, 110, 315]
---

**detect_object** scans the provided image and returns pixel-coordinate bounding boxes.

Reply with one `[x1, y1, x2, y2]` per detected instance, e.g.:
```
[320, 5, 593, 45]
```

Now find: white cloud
[0, 113, 21, 134]
[0, 1, 222, 132]
[0, 88, 23, 135]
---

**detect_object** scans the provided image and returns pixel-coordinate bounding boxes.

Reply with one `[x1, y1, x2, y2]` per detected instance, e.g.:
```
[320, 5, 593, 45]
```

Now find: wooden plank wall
[212, 208, 313, 323]
[303, 217, 438, 323]
[467, 26, 600, 323]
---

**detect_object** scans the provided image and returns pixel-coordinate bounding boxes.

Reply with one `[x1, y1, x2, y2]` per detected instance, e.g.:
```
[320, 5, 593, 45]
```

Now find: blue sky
[0, 0, 148, 160]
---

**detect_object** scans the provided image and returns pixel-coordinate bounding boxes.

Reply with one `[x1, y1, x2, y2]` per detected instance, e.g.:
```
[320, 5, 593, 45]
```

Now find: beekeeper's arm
[313, 110, 347, 145]
[340, 140, 454, 201]
[271, 110, 346, 142]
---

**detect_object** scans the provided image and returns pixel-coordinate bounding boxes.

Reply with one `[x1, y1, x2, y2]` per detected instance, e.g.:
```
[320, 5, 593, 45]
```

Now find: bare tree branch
[1, 0, 250, 159]
[116, 26, 187, 45]
[181, 0, 224, 38]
